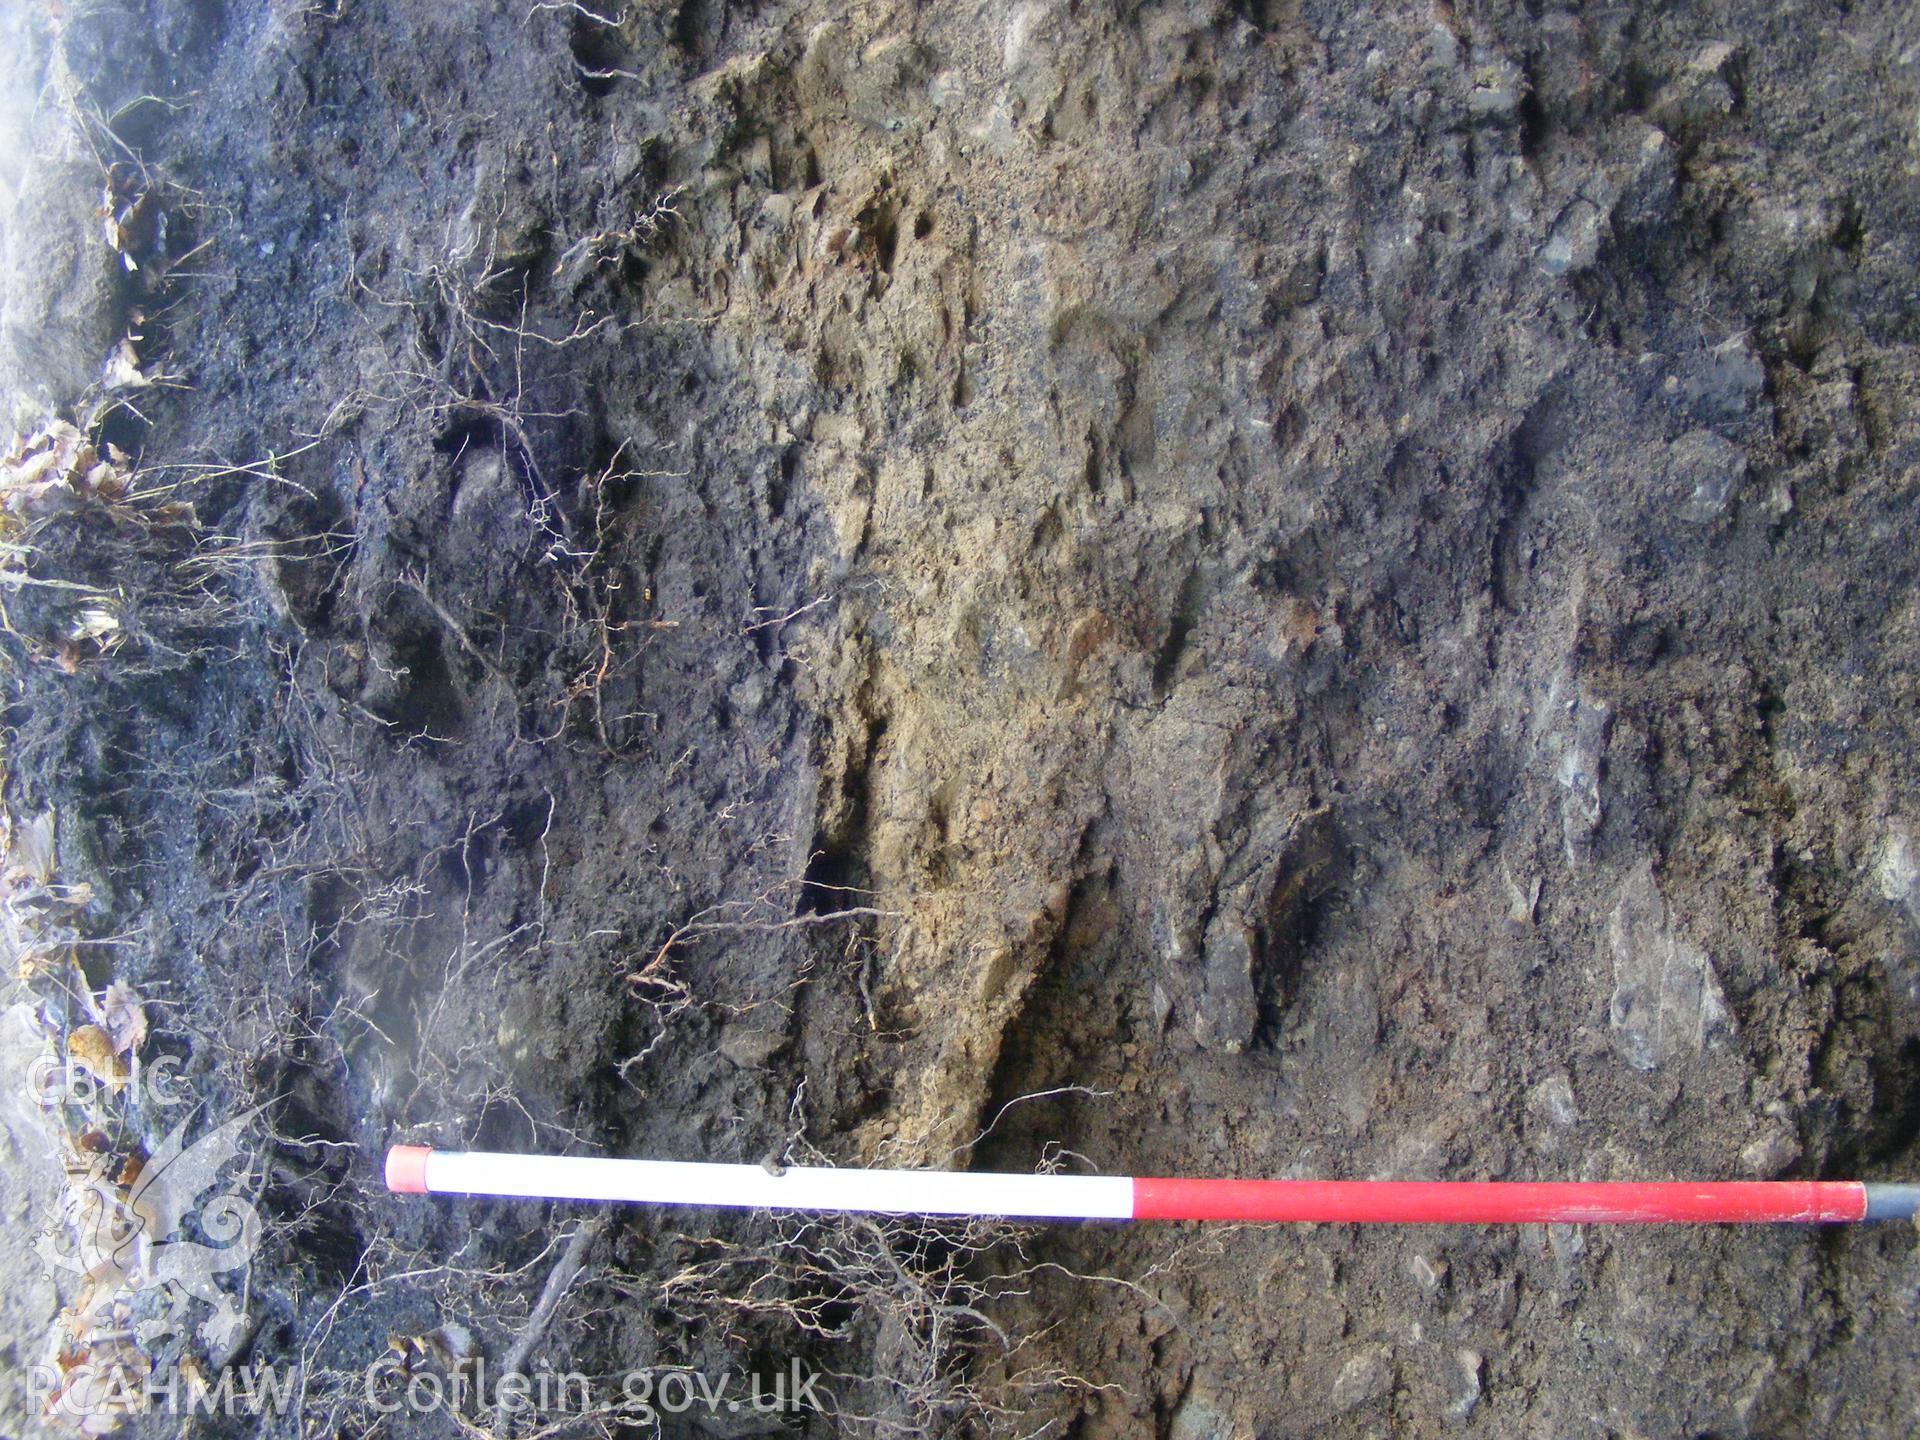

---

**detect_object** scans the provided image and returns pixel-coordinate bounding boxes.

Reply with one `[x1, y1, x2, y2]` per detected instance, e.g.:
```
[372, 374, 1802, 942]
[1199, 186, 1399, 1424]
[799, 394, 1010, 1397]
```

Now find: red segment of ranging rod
[387, 1147, 1920, 1223]
[1130, 1177, 1870, 1224]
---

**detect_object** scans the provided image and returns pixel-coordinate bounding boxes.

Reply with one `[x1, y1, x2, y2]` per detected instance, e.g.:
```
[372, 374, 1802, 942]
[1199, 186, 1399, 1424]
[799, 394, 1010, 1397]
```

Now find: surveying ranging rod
[386, 1147, 1920, 1224]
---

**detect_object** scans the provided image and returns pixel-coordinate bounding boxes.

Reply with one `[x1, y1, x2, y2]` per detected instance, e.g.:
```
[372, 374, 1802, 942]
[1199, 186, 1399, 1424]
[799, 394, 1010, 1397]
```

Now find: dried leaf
[100, 340, 150, 392]
[52, 880, 94, 908]
[10, 447, 58, 490]
[12, 810, 55, 884]
[97, 984, 146, 1056]
[69, 608, 122, 646]
[392, 1322, 476, 1368]
[51, 1338, 149, 1434]
[18, 944, 68, 982]
[66, 1025, 129, 1093]
[74, 1254, 136, 1319]
[143, 500, 197, 528]
[3, 419, 132, 522]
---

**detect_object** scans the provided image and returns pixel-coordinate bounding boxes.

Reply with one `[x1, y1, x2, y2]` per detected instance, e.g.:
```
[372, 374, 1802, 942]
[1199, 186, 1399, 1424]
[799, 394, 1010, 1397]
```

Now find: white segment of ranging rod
[412, 1148, 1136, 1220]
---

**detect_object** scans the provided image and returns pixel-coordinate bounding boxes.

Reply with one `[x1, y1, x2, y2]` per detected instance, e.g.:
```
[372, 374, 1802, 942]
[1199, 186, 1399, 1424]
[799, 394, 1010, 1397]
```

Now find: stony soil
[4, 0, 1920, 1436]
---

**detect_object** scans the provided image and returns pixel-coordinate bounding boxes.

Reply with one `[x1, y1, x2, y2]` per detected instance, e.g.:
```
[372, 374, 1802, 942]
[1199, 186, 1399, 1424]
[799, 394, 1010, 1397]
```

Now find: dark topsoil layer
[4, 0, 1920, 1435]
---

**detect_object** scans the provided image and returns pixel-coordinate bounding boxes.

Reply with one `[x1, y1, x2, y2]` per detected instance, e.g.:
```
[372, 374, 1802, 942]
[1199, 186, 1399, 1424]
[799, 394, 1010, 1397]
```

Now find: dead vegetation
[4, 799, 185, 1435]
[0, 419, 197, 671]
[0, 406, 290, 1434]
